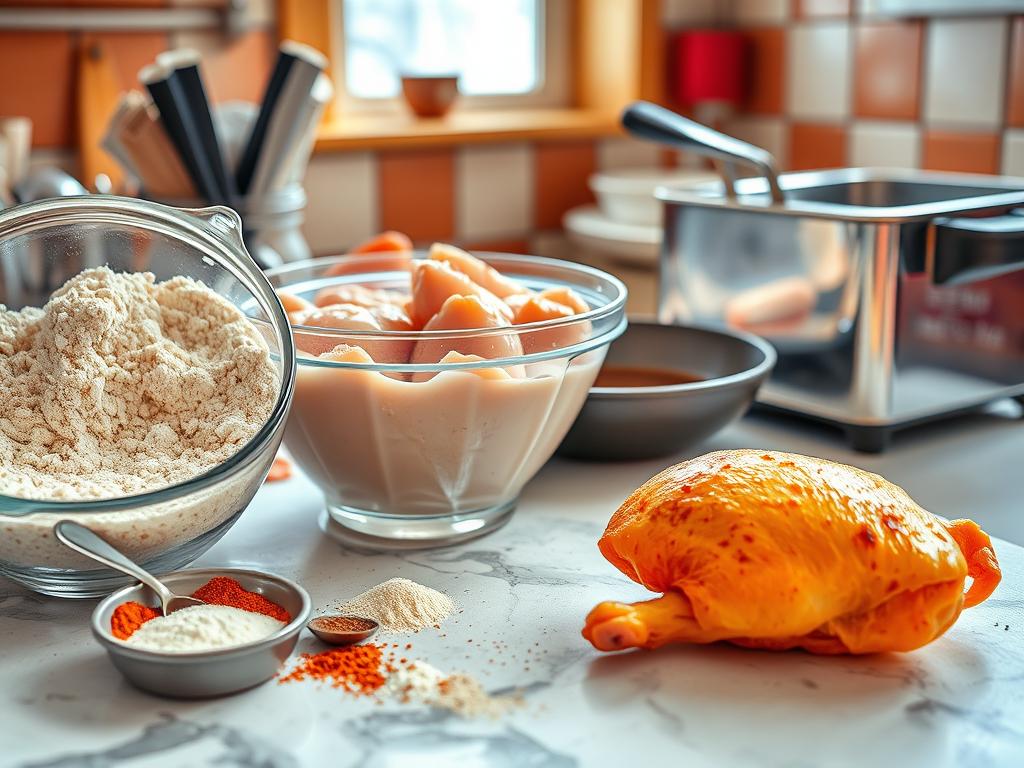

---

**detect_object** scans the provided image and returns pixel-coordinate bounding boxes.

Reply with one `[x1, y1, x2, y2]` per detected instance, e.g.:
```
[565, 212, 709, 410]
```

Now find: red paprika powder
[110, 601, 159, 640]
[279, 643, 387, 694]
[110, 576, 291, 640]
[191, 576, 291, 623]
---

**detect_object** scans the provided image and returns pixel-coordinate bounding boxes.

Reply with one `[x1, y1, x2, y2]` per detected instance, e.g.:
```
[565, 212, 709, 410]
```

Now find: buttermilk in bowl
[273, 242, 625, 543]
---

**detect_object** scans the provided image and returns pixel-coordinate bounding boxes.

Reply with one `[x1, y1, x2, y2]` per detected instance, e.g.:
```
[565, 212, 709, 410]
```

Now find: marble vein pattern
[19, 713, 298, 768]
[1, 470, 1023, 767]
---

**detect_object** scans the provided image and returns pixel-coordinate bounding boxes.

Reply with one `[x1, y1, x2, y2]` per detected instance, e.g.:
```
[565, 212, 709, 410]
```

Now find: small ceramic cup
[400, 74, 459, 118]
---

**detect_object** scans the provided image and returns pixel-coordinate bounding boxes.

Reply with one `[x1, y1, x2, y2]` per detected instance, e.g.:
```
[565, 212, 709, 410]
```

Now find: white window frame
[330, 0, 571, 114]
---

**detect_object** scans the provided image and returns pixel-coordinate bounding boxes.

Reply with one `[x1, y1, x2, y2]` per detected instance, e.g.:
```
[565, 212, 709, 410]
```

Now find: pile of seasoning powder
[327, 577, 456, 633]
[280, 642, 519, 718]
[282, 578, 518, 719]
[109, 576, 291, 653]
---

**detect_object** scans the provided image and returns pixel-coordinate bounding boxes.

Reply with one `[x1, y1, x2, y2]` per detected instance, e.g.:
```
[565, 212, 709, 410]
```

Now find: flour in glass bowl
[0, 267, 279, 569]
[0, 267, 277, 499]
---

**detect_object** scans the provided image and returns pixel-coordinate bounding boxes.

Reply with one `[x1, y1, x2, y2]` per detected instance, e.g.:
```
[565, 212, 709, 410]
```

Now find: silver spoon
[306, 615, 379, 646]
[54, 520, 204, 616]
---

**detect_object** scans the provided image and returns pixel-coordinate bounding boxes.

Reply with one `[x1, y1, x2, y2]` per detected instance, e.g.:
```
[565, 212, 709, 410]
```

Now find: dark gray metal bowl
[92, 567, 311, 699]
[558, 322, 776, 460]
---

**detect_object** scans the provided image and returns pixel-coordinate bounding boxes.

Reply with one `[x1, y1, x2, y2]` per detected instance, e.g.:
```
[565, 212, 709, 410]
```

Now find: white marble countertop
[2, 409, 1024, 767]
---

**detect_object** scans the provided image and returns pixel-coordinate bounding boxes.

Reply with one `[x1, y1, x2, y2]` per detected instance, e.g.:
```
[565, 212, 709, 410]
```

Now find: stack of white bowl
[564, 168, 720, 266]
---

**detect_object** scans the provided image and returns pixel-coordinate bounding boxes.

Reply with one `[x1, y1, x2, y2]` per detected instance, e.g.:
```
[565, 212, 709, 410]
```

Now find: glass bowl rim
[267, 251, 629, 370]
[0, 195, 297, 516]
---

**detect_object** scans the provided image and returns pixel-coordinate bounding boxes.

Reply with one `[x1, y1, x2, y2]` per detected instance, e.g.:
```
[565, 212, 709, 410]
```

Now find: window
[338, 0, 569, 109]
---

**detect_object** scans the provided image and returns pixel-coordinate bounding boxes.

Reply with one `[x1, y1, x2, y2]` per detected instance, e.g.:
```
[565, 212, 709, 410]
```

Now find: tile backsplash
[668, 1, 1024, 177]
[303, 138, 638, 257]
[3, 0, 1023, 259]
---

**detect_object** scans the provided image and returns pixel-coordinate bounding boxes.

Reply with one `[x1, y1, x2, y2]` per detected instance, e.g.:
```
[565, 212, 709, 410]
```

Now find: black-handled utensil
[140, 62, 225, 206]
[236, 41, 328, 196]
[158, 49, 237, 205]
[621, 101, 785, 204]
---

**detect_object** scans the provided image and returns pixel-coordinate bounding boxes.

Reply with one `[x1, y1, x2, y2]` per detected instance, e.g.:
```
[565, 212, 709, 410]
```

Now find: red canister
[673, 30, 746, 108]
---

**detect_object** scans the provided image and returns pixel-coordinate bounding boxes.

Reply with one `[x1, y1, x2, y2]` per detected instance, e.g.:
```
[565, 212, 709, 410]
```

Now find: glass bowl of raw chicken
[267, 242, 627, 548]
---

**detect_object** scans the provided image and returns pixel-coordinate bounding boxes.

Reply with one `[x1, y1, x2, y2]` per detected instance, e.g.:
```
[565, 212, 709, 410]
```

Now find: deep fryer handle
[621, 101, 785, 204]
[929, 209, 1024, 284]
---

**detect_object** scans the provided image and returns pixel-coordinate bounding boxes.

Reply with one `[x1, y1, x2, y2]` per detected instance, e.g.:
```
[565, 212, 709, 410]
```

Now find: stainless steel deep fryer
[625, 102, 1024, 451]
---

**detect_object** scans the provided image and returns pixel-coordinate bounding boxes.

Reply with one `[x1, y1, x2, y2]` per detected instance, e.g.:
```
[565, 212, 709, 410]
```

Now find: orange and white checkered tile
[663, 3, 1024, 178]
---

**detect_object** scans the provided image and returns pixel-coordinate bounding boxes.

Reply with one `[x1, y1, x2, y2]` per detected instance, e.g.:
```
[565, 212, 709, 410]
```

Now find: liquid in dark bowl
[558, 322, 776, 460]
[594, 365, 704, 388]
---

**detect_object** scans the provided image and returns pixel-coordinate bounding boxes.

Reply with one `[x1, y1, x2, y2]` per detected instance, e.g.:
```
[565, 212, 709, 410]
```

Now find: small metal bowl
[558, 322, 776, 460]
[91, 567, 311, 699]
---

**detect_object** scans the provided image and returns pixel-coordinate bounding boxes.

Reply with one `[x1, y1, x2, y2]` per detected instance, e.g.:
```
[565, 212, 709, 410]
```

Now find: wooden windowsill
[313, 108, 624, 152]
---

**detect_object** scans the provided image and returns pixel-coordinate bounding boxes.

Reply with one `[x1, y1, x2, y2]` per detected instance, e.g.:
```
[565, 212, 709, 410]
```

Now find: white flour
[0, 267, 277, 500]
[125, 604, 284, 652]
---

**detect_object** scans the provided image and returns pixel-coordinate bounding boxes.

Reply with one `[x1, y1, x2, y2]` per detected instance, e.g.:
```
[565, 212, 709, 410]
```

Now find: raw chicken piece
[292, 304, 411, 364]
[514, 295, 576, 325]
[409, 295, 524, 381]
[508, 287, 588, 325]
[513, 293, 591, 354]
[371, 302, 416, 333]
[428, 243, 528, 299]
[264, 454, 292, 482]
[350, 231, 413, 254]
[315, 343, 413, 381]
[277, 290, 316, 320]
[436, 351, 513, 380]
[313, 283, 409, 310]
[323, 231, 414, 278]
[537, 286, 589, 314]
[401, 298, 420, 330]
[583, 450, 1000, 655]
[320, 344, 376, 364]
[503, 292, 534, 315]
[409, 260, 514, 326]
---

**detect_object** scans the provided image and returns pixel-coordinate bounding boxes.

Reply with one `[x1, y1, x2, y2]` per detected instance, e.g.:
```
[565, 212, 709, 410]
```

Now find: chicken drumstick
[583, 450, 1000, 655]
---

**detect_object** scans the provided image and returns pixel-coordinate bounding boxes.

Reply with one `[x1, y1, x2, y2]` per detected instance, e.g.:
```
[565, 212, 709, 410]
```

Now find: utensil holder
[147, 183, 311, 268]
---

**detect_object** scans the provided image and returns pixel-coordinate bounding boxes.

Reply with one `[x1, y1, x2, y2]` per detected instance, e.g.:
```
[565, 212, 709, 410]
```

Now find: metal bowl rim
[587, 322, 777, 398]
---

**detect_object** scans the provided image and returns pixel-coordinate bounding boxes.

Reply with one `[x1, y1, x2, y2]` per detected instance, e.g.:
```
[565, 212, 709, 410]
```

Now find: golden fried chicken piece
[583, 450, 1000, 655]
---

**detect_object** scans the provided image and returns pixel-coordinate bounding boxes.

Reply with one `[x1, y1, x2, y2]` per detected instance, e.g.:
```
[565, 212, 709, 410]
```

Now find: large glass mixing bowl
[0, 196, 295, 597]
[267, 252, 627, 548]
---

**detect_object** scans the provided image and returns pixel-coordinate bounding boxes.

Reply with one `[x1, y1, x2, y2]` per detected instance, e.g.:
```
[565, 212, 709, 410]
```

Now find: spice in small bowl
[91, 567, 311, 699]
[307, 615, 379, 645]
[108, 575, 294, 652]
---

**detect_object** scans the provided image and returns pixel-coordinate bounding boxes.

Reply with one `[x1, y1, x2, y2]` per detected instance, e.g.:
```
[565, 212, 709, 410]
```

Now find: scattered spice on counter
[110, 601, 160, 640]
[434, 674, 521, 719]
[385, 659, 445, 703]
[282, 637, 521, 719]
[192, 576, 292, 623]
[279, 643, 388, 694]
[331, 578, 455, 633]
[265, 455, 292, 482]
[382, 659, 520, 717]
[310, 615, 377, 633]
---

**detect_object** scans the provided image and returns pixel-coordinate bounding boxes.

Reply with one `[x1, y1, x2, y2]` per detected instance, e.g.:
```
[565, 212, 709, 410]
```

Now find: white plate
[589, 167, 721, 225]
[563, 205, 662, 266]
